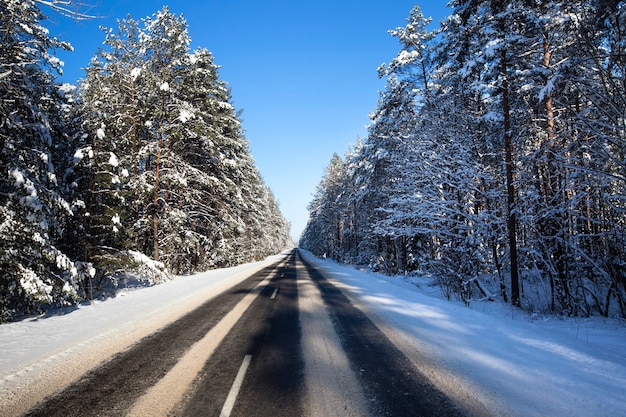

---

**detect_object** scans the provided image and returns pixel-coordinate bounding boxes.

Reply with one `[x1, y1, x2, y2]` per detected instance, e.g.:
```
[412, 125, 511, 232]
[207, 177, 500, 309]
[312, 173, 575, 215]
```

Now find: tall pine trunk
[496, 0, 521, 307]
[153, 93, 165, 263]
[153, 142, 161, 262]
[503, 58, 521, 308]
[541, 3, 570, 313]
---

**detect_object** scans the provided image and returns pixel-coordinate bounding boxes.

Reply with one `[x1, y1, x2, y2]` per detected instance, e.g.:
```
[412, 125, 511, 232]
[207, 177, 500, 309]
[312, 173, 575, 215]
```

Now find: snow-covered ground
[1, 249, 625, 416]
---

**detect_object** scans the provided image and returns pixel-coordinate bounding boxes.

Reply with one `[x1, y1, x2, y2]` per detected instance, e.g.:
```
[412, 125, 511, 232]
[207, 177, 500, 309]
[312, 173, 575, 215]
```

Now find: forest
[301, 1, 626, 318]
[0, 1, 292, 321]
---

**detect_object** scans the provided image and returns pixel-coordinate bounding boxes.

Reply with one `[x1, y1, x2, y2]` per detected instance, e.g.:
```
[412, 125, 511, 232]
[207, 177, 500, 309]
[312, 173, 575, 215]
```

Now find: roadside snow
[299, 250, 626, 417]
[1, 249, 625, 417]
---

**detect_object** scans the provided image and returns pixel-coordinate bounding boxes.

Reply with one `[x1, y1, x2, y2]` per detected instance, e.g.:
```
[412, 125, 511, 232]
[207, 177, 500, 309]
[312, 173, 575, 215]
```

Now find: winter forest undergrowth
[0, 1, 291, 321]
[301, 1, 626, 319]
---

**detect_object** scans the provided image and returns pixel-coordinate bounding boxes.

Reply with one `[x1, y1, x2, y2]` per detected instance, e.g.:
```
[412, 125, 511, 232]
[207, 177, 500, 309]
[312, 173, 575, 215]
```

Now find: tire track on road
[297, 255, 370, 417]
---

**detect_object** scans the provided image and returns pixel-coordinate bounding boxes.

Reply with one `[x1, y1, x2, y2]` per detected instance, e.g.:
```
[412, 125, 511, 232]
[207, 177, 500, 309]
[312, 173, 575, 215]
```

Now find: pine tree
[378, 4, 437, 105]
[301, 153, 346, 259]
[359, 76, 420, 273]
[77, 7, 291, 276]
[70, 14, 155, 291]
[0, 0, 80, 319]
[443, 0, 524, 305]
[555, 0, 626, 316]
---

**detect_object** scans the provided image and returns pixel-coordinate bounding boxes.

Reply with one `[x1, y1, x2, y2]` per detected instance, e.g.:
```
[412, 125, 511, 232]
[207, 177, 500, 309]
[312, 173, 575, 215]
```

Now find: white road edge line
[219, 354, 253, 417]
[271, 288, 278, 299]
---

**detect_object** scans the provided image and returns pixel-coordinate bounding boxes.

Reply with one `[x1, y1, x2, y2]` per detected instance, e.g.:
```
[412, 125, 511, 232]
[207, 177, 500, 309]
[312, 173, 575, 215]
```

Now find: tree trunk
[541, 7, 570, 313]
[130, 76, 140, 250]
[153, 147, 160, 262]
[501, 44, 521, 307]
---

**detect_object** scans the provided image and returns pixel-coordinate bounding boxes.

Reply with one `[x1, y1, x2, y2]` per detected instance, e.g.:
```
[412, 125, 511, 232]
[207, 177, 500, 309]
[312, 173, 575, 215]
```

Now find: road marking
[271, 288, 278, 299]
[219, 354, 252, 417]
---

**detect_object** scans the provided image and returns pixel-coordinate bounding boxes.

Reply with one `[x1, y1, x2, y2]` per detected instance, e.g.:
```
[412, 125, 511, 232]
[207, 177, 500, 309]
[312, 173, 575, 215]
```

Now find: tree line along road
[20, 249, 487, 417]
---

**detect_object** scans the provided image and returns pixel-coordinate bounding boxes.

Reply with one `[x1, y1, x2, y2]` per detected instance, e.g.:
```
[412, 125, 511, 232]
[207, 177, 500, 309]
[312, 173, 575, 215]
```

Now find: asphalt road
[22, 249, 473, 417]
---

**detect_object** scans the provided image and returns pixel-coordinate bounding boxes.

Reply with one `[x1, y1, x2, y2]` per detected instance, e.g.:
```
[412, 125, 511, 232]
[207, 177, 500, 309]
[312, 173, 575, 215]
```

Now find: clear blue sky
[45, 1, 449, 242]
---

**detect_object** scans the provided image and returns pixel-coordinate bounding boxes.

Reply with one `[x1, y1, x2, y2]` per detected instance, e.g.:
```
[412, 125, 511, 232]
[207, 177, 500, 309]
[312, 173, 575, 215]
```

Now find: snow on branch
[35, 0, 97, 21]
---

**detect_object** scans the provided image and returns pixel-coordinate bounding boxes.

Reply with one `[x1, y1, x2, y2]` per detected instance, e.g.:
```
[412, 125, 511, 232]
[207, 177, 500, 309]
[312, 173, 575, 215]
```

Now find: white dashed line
[220, 354, 253, 417]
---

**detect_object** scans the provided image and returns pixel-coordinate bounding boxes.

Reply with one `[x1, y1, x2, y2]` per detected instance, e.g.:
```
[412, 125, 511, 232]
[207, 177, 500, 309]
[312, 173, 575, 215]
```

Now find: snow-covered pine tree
[378, 4, 437, 106]
[77, 7, 291, 276]
[259, 186, 292, 255]
[333, 138, 365, 263]
[301, 153, 347, 260]
[442, 0, 526, 306]
[137, 7, 192, 265]
[163, 45, 291, 271]
[502, 0, 582, 314]
[436, 6, 512, 301]
[0, 0, 81, 319]
[550, 0, 626, 316]
[366, 5, 438, 275]
[358, 76, 420, 274]
[164, 46, 247, 270]
[153, 46, 230, 272]
[70, 14, 161, 293]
